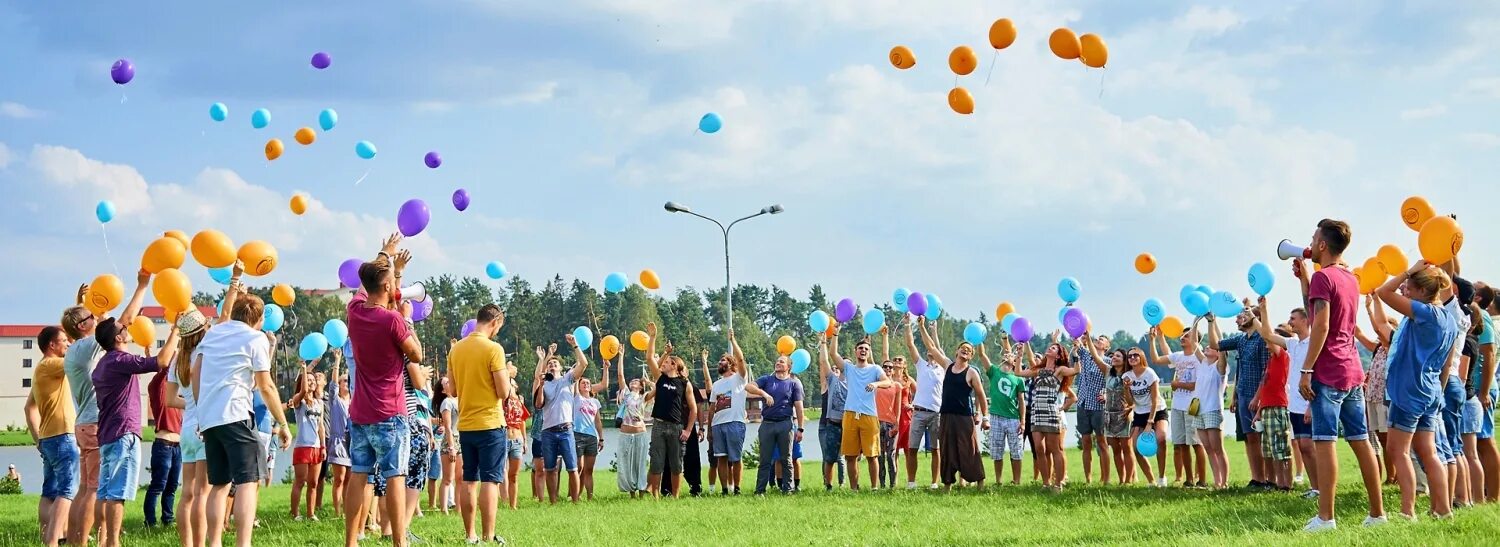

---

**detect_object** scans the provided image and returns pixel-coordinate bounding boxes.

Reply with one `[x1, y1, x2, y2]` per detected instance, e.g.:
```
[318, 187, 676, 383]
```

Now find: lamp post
[664, 201, 784, 354]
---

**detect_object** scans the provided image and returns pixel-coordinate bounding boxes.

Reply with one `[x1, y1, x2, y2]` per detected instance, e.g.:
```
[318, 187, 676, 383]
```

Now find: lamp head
[664, 201, 689, 213]
[763, 204, 784, 215]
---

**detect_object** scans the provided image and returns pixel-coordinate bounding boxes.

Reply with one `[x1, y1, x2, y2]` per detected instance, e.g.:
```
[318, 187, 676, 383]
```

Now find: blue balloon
[95, 200, 115, 223]
[319, 108, 338, 131]
[208, 266, 233, 285]
[209, 102, 228, 122]
[924, 294, 942, 321]
[809, 310, 831, 333]
[1136, 431, 1158, 457]
[215, 298, 224, 315]
[262, 304, 284, 332]
[1248, 262, 1276, 296]
[1057, 277, 1081, 304]
[1142, 298, 1166, 326]
[1195, 285, 1214, 300]
[1178, 285, 1199, 307]
[698, 112, 723, 133]
[299, 332, 329, 361]
[790, 349, 811, 374]
[963, 322, 988, 346]
[862, 309, 885, 335]
[323, 319, 349, 348]
[892, 288, 910, 313]
[1000, 313, 1018, 333]
[603, 272, 628, 293]
[1210, 291, 1244, 319]
[572, 326, 593, 350]
[1058, 305, 1072, 326]
[485, 261, 507, 280]
[251, 108, 271, 129]
[1183, 291, 1210, 317]
[355, 140, 377, 159]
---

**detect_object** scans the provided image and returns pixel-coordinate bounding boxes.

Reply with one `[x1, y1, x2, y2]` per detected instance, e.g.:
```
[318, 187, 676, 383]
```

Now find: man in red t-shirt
[145, 369, 183, 527]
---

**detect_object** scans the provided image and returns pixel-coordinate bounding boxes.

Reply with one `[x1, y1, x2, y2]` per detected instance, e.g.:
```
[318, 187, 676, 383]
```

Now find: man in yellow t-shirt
[26, 326, 78, 547]
[447, 304, 511, 544]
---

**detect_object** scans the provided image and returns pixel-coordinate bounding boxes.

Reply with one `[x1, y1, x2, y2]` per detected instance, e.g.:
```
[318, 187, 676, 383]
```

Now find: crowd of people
[19, 218, 1500, 545]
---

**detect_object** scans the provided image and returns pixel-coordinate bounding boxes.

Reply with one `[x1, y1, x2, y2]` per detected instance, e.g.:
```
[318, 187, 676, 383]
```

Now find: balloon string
[1098, 68, 1107, 100]
[101, 224, 119, 277]
[985, 50, 997, 86]
[353, 169, 370, 186]
[120, 93, 127, 104]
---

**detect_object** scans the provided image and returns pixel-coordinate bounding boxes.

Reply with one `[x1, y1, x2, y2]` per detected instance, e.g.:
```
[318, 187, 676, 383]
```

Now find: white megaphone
[1277, 239, 1311, 261]
[400, 282, 427, 302]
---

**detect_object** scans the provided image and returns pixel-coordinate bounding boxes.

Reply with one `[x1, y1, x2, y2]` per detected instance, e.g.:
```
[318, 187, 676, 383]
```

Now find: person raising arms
[615, 348, 651, 498]
[1011, 332, 1077, 491]
[1148, 321, 1210, 488]
[644, 323, 696, 498]
[913, 317, 989, 490]
[827, 330, 899, 491]
[535, 333, 588, 504]
[573, 354, 609, 500]
[1355, 296, 1398, 485]
[980, 334, 1026, 485]
[902, 318, 944, 489]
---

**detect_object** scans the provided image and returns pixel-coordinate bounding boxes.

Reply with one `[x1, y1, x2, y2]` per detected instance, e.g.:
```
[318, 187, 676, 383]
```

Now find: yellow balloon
[1352, 266, 1370, 296]
[948, 46, 978, 76]
[889, 45, 916, 70]
[87, 274, 125, 313]
[995, 302, 1015, 320]
[152, 268, 193, 313]
[1418, 216, 1463, 265]
[141, 237, 187, 274]
[948, 87, 974, 115]
[776, 335, 797, 356]
[1079, 33, 1108, 68]
[237, 240, 278, 277]
[988, 18, 1017, 50]
[1159, 316, 1185, 339]
[163, 230, 190, 248]
[639, 269, 661, 290]
[1401, 196, 1435, 232]
[1134, 253, 1157, 274]
[1361, 257, 1387, 294]
[290, 194, 308, 215]
[629, 331, 650, 351]
[265, 138, 284, 161]
[191, 230, 237, 268]
[1049, 28, 1081, 60]
[272, 283, 296, 307]
[600, 335, 621, 360]
[294, 127, 316, 146]
[128, 315, 156, 349]
[1376, 244, 1408, 276]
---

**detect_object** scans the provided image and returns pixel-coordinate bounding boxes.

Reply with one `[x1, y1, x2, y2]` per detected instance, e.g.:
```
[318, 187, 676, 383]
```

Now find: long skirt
[939, 413, 985, 485]
[617, 431, 650, 493]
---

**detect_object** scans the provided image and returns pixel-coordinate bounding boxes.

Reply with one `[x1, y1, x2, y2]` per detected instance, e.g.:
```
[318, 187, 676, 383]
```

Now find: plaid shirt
[1218, 331, 1270, 397]
[1073, 347, 1105, 411]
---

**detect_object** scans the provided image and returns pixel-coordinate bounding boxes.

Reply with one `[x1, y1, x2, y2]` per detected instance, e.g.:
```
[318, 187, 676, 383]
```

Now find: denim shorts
[1388, 400, 1439, 434]
[540, 427, 578, 472]
[428, 441, 443, 480]
[711, 422, 747, 462]
[97, 434, 141, 501]
[1434, 413, 1456, 464]
[819, 421, 843, 463]
[1482, 388, 1499, 441]
[1441, 378, 1466, 454]
[507, 438, 524, 461]
[1309, 380, 1368, 442]
[39, 434, 80, 500]
[459, 428, 505, 483]
[350, 415, 411, 480]
[1290, 412, 1313, 439]
[1461, 397, 1483, 435]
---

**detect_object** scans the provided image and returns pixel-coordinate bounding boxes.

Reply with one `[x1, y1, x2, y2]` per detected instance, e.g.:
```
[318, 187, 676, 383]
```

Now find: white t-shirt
[912, 360, 943, 411]
[1284, 336, 1311, 414]
[1445, 299, 1471, 375]
[192, 321, 272, 431]
[1168, 352, 1204, 412]
[1193, 361, 1224, 414]
[168, 360, 198, 438]
[1124, 368, 1160, 415]
[710, 373, 748, 426]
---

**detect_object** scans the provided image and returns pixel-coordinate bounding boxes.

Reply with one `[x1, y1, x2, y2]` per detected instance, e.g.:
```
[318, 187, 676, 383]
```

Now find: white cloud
[0, 142, 10, 169]
[1463, 76, 1500, 99]
[1458, 132, 1500, 148]
[496, 81, 558, 106]
[1399, 103, 1447, 120]
[1174, 6, 1243, 35]
[0, 101, 43, 119]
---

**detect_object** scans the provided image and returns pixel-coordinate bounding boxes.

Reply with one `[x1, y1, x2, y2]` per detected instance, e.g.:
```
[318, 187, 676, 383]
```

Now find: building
[0, 306, 216, 430]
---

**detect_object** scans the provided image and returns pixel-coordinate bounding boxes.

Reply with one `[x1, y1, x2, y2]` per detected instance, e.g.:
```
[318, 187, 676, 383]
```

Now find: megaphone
[1277, 239, 1311, 261]
[400, 282, 427, 302]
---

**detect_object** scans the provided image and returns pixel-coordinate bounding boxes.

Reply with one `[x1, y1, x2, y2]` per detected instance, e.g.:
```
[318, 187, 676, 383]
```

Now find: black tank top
[652, 375, 688, 424]
[939, 363, 974, 416]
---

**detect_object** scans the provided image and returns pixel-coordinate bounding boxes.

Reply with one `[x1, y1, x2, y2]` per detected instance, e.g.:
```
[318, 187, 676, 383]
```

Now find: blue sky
[2, 1, 1498, 335]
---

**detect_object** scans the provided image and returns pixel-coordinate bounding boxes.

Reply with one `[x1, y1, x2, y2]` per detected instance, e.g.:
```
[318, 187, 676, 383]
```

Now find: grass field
[1, 448, 1497, 545]
[0, 429, 157, 447]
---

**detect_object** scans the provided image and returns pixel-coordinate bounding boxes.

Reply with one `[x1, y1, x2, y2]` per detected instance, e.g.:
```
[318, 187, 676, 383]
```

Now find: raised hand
[394, 249, 413, 271]
[136, 268, 152, 286]
[645, 322, 657, 338]
[380, 233, 402, 256]
[565, 333, 577, 347]
[535, 346, 546, 361]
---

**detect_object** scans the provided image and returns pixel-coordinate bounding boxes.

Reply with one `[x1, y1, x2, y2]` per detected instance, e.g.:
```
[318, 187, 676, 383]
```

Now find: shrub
[0, 477, 21, 495]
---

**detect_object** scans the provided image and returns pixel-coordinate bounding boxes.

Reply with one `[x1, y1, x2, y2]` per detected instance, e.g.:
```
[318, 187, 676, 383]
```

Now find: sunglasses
[1128, 354, 1143, 360]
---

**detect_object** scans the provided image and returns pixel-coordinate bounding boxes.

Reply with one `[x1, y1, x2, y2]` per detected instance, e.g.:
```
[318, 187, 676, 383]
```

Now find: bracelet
[1300, 369, 1314, 374]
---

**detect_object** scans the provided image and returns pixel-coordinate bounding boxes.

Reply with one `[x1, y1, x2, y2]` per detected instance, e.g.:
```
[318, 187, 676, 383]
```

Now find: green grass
[2, 448, 1498, 545]
[0, 429, 155, 447]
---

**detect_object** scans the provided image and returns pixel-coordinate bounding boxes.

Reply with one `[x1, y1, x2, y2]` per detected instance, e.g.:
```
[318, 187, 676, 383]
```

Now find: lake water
[1, 413, 1238, 495]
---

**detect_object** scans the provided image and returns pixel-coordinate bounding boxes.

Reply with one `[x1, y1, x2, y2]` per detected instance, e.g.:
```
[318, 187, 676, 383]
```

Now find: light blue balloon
[208, 266, 233, 285]
[1183, 291, 1210, 317]
[262, 304, 284, 333]
[209, 102, 228, 122]
[1142, 298, 1166, 326]
[95, 200, 115, 223]
[1178, 285, 1199, 308]
[485, 261, 507, 280]
[1057, 277, 1081, 304]
[1195, 285, 1214, 300]
[892, 288, 910, 313]
[808, 310, 831, 333]
[790, 349, 811, 374]
[1248, 262, 1276, 296]
[318, 108, 338, 131]
[963, 322, 988, 346]
[323, 319, 349, 348]
[251, 108, 271, 129]
[1136, 431, 1158, 457]
[355, 140, 377, 159]
[1210, 291, 1243, 319]
[698, 112, 723, 133]
[299, 332, 329, 361]
[572, 326, 593, 350]
[603, 272, 628, 293]
[862, 309, 885, 335]
[1000, 313, 1018, 333]
[215, 298, 224, 315]
[924, 294, 942, 321]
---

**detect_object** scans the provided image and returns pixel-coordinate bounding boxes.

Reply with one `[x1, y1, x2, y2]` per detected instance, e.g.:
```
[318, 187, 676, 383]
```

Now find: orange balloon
[600, 335, 621, 360]
[265, 138, 284, 161]
[1376, 244, 1408, 275]
[1079, 33, 1108, 68]
[87, 274, 125, 313]
[948, 87, 974, 115]
[163, 230, 190, 248]
[776, 335, 797, 356]
[237, 240, 278, 276]
[889, 45, 916, 69]
[948, 46, 978, 75]
[988, 18, 1017, 50]
[272, 283, 296, 307]
[1352, 266, 1369, 296]
[141, 237, 187, 274]
[190, 230, 237, 268]
[1134, 253, 1157, 274]
[128, 315, 156, 349]
[290, 193, 308, 215]
[152, 268, 192, 313]
[294, 127, 316, 146]
[1049, 28, 1081, 60]
[1401, 196, 1435, 232]
[1418, 216, 1463, 265]
[1159, 316, 1185, 339]
[629, 331, 650, 351]
[639, 269, 661, 290]
[995, 302, 1015, 320]
[825, 323, 838, 337]
[1361, 257, 1387, 294]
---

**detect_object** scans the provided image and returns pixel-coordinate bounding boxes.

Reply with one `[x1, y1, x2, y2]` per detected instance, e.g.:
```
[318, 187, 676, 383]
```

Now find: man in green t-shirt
[979, 343, 1026, 484]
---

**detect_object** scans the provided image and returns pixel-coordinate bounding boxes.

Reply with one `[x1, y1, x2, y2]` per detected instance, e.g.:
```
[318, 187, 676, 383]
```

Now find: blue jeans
[1442, 377, 1465, 455]
[1309, 380, 1368, 442]
[144, 440, 181, 525]
[98, 434, 141, 501]
[350, 416, 411, 480]
[38, 434, 79, 500]
[539, 428, 578, 472]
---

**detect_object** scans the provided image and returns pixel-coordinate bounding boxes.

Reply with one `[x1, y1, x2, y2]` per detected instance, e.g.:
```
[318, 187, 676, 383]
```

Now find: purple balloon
[424, 151, 442, 169]
[411, 298, 434, 322]
[461, 319, 477, 338]
[906, 292, 927, 317]
[338, 258, 362, 289]
[452, 189, 470, 212]
[834, 298, 857, 323]
[1011, 317, 1035, 343]
[111, 59, 134, 85]
[311, 52, 331, 70]
[397, 199, 431, 237]
[1063, 308, 1089, 338]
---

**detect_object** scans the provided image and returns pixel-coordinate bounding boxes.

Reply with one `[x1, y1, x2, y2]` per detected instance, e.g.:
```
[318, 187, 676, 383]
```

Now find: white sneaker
[1363, 515, 1388, 527]
[293, 515, 304, 522]
[1156, 477, 1167, 488]
[929, 483, 941, 490]
[1301, 489, 1320, 499]
[1293, 474, 1305, 485]
[1303, 516, 1336, 532]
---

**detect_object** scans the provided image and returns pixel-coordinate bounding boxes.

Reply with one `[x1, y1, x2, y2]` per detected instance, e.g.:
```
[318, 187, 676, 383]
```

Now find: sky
[1, 1, 1498, 336]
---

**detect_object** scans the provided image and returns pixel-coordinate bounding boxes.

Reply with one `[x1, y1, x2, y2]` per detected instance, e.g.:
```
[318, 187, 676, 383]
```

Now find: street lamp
[664, 201, 784, 354]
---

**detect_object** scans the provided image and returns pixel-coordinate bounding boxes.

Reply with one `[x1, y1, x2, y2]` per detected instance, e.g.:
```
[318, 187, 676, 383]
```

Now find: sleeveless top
[621, 391, 648, 428]
[1103, 374, 1128, 415]
[1029, 368, 1063, 430]
[939, 364, 975, 416]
